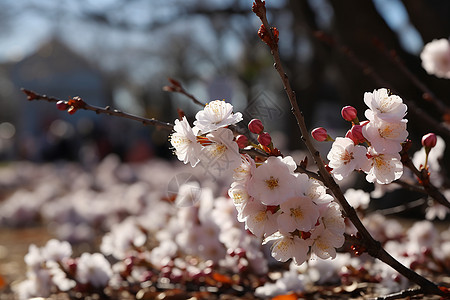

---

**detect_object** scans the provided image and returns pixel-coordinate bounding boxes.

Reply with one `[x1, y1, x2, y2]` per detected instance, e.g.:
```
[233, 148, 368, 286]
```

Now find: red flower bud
[341, 106, 358, 122]
[422, 133, 437, 149]
[248, 119, 264, 134]
[257, 132, 271, 146]
[56, 101, 69, 111]
[235, 135, 249, 149]
[346, 124, 365, 144]
[67, 106, 77, 115]
[311, 127, 328, 142]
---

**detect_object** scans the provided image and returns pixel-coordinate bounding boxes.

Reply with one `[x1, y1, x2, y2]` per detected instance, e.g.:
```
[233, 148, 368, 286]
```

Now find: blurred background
[0, 1, 449, 294]
[0, 0, 449, 165]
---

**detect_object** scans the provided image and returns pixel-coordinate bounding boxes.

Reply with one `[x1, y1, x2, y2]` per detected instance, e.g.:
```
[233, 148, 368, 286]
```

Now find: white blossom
[344, 188, 370, 210]
[193, 100, 243, 134]
[364, 88, 407, 122]
[170, 116, 202, 167]
[420, 38, 450, 79]
[247, 156, 297, 206]
[327, 137, 370, 181]
[264, 231, 312, 265]
[198, 128, 241, 178]
[241, 198, 279, 237]
[362, 117, 408, 154]
[365, 147, 403, 184]
[277, 196, 320, 233]
[76, 253, 112, 288]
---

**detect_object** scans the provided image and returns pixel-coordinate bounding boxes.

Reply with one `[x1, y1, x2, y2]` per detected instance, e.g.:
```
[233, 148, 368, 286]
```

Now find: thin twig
[163, 78, 205, 107]
[392, 179, 427, 195]
[252, 1, 445, 297]
[401, 151, 450, 210]
[371, 198, 427, 216]
[22, 88, 174, 130]
[370, 288, 424, 300]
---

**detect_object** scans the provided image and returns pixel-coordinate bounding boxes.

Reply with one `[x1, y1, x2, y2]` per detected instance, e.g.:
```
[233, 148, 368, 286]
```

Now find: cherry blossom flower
[75, 253, 113, 288]
[425, 199, 450, 221]
[232, 154, 256, 184]
[198, 128, 241, 178]
[174, 181, 202, 208]
[100, 219, 147, 259]
[309, 203, 345, 259]
[170, 116, 201, 167]
[320, 202, 346, 237]
[362, 117, 408, 154]
[193, 100, 243, 134]
[241, 198, 279, 237]
[310, 224, 344, 260]
[277, 196, 319, 233]
[303, 178, 334, 205]
[264, 231, 312, 265]
[364, 88, 407, 122]
[344, 188, 370, 210]
[41, 239, 73, 262]
[228, 182, 250, 208]
[247, 156, 297, 205]
[255, 263, 305, 297]
[327, 137, 370, 181]
[365, 147, 403, 184]
[420, 38, 450, 79]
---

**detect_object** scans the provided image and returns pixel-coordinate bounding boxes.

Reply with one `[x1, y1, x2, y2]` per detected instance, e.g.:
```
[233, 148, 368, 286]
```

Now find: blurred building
[0, 37, 110, 161]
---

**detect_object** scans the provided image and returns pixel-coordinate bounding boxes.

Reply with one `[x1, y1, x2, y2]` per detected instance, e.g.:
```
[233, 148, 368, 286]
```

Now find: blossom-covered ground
[0, 157, 448, 299]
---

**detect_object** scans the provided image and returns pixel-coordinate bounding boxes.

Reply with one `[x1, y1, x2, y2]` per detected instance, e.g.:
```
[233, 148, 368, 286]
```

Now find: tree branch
[163, 78, 205, 107]
[22, 88, 174, 131]
[252, 1, 446, 297]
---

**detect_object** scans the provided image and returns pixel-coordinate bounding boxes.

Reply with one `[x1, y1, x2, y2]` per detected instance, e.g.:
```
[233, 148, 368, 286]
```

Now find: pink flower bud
[257, 132, 271, 146]
[311, 127, 328, 142]
[346, 124, 365, 144]
[422, 133, 437, 149]
[341, 106, 358, 122]
[56, 101, 69, 111]
[248, 119, 264, 134]
[235, 135, 248, 149]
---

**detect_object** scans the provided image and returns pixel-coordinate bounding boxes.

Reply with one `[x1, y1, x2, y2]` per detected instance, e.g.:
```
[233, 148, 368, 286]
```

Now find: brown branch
[401, 149, 450, 210]
[22, 88, 174, 131]
[163, 78, 205, 107]
[371, 288, 425, 300]
[392, 179, 427, 195]
[252, 1, 445, 297]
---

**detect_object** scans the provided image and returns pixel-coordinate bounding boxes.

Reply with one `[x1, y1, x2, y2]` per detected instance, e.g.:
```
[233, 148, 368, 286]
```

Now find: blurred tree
[0, 0, 449, 162]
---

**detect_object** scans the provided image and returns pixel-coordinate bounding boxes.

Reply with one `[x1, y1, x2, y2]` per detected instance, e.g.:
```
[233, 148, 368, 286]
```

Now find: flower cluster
[170, 100, 242, 177]
[230, 155, 345, 265]
[324, 88, 408, 184]
[15, 239, 112, 299]
[170, 101, 346, 266]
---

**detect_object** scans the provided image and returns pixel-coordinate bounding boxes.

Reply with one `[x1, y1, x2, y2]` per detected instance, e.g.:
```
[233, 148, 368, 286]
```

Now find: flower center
[290, 207, 303, 219]
[379, 96, 394, 113]
[255, 211, 267, 222]
[378, 126, 393, 138]
[265, 176, 279, 190]
[340, 150, 353, 164]
[373, 155, 387, 169]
